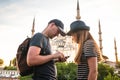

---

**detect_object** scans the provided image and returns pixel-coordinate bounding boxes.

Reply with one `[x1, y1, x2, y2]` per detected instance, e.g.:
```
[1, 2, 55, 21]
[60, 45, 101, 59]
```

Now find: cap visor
[58, 27, 66, 36]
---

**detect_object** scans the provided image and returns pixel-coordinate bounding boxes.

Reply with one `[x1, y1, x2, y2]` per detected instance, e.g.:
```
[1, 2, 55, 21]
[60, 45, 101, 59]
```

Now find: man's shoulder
[30, 32, 44, 42]
[32, 32, 44, 39]
[34, 32, 43, 36]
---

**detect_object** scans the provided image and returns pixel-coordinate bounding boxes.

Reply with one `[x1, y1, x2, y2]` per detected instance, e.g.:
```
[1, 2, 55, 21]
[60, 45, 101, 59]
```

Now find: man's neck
[42, 30, 49, 38]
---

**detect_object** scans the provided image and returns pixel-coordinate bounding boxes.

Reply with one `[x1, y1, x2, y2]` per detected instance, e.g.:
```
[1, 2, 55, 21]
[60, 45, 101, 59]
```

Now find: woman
[67, 20, 104, 80]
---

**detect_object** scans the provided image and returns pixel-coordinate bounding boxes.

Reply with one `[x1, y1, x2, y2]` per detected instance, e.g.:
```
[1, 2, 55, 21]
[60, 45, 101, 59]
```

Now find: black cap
[67, 20, 90, 35]
[48, 19, 66, 36]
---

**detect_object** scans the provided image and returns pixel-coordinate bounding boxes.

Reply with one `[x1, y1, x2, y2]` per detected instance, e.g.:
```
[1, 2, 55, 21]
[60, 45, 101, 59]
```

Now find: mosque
[30, 0, 119, 65]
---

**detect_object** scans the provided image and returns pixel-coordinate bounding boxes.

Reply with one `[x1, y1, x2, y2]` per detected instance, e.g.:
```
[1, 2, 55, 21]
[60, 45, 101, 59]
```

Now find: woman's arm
[87, 57, 98, 80]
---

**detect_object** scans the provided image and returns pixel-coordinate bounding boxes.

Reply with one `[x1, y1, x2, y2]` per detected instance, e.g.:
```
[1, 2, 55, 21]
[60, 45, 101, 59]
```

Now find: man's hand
[53, 51, 69, 62]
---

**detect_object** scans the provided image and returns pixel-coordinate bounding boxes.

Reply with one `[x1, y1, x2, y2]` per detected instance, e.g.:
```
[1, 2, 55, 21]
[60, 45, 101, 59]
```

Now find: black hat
[48, 19, 66, 36]
[67, 20, 90, 35]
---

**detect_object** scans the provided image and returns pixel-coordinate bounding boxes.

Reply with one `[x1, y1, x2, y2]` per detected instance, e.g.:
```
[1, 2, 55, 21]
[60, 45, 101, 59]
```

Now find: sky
[0, 0, 120, 66]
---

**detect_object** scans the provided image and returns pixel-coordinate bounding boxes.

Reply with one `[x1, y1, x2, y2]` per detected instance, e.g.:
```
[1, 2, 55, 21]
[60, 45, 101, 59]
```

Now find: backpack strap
[39, 36, 49, 55]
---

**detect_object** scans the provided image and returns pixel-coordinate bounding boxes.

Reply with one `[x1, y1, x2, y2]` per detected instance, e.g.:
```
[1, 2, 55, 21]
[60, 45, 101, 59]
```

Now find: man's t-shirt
[30, 32, 57, 80]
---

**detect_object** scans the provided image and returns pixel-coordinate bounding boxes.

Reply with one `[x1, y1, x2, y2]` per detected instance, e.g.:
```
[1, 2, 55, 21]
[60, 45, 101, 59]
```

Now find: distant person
[27, 19, 67, 80]
[67, 20, 104, 80]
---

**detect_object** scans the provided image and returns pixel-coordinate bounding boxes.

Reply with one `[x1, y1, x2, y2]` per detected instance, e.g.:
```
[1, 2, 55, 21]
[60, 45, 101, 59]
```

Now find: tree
[0, 58, 4, 66]
[12, 57, 16, 66]
[8, 57, 16, 66]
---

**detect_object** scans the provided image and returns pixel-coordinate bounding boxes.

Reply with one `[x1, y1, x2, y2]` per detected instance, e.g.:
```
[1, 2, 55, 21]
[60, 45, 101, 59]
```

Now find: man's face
[49, 23, 60, 39]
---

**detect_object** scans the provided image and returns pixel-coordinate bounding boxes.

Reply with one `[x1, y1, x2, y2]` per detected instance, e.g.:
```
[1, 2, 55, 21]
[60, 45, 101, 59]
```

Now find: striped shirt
[77, 39, 100, 80]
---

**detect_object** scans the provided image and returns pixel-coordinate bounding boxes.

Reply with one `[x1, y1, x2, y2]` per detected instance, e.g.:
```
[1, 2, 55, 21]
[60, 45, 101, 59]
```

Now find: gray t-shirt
[30, 32, 57, 80]
[77, 39, 97, 80]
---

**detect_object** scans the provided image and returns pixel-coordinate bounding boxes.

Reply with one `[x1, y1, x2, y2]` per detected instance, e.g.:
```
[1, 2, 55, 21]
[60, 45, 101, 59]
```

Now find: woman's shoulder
[84, 39, 94, 45]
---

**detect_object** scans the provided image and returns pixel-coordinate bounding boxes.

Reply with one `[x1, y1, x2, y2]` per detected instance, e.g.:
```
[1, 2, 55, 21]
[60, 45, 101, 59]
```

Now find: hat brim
[67, 30, 73, 36]
[67, 26, 90, 36]
[67, 28, 79, 36]
[58, 27, 66, 36]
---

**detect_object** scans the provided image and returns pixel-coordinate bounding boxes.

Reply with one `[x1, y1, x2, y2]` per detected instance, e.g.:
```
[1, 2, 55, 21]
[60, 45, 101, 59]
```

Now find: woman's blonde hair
[73, 30, 104, 64]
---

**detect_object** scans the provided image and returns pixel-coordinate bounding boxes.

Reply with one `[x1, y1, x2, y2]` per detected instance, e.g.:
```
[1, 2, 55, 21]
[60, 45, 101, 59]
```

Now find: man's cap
[67, 20, 90, 35]
[48, 19, 66, 36]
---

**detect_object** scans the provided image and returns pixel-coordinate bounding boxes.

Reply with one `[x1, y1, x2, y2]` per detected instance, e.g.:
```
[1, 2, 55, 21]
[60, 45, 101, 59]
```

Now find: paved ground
[0, 77, 19, 80]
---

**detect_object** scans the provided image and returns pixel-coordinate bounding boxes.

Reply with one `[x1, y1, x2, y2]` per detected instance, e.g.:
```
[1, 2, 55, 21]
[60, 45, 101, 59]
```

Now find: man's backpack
[16, 37, 33, 76]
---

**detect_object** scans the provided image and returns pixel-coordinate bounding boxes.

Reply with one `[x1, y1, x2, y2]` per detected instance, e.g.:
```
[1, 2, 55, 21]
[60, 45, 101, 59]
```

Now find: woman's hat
[67, 20, 90, 35]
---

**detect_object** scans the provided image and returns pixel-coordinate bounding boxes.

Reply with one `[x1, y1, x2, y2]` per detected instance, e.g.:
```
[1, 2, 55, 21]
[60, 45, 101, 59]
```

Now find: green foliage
[12, 57, 16, 66]
[56, 62, 77, 80]
[4, 62, 120, 80]
[104, 73, 120, 80]
[19, 74, 33, 80]
[0, 58, 4, 66]
[4, 66, 17, 70]
[98, 62, 115, 80]
[18, 62, 77, 80]
[116, 62, 120, 68]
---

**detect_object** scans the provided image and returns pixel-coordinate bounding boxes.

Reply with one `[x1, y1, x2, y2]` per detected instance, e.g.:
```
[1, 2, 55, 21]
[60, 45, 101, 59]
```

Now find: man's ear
[51, 22, 55, 26]
[49, 22, 54, 28]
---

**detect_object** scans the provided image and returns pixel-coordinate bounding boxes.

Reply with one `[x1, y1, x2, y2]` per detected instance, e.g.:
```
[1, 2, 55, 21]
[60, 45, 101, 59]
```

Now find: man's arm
[27, 46, 66, 66]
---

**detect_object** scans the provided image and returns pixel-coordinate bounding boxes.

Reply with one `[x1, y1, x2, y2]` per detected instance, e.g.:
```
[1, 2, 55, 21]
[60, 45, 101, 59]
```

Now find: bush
[104, 73, 120, 80]
[19, 74, 33, 80]
[98, 62, 118, 80]
[56, 62, 77, 80]
[4, 66, 17, 70]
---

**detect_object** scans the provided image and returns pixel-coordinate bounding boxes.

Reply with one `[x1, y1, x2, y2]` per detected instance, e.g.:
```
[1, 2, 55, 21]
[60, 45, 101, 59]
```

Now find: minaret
[76, 0, 81, 20]
[31, 17, 35, 37]
[74, 0, 81, 53]
[98, 20, 103, 54]
[114, 37, 119, 64]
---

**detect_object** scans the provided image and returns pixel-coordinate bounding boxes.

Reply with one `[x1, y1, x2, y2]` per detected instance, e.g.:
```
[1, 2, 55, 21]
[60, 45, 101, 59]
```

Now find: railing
[0, 70, 19, 79]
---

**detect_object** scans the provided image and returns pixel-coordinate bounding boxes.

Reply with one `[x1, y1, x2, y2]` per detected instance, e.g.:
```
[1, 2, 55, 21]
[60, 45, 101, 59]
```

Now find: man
[27, 19, 67, 80]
